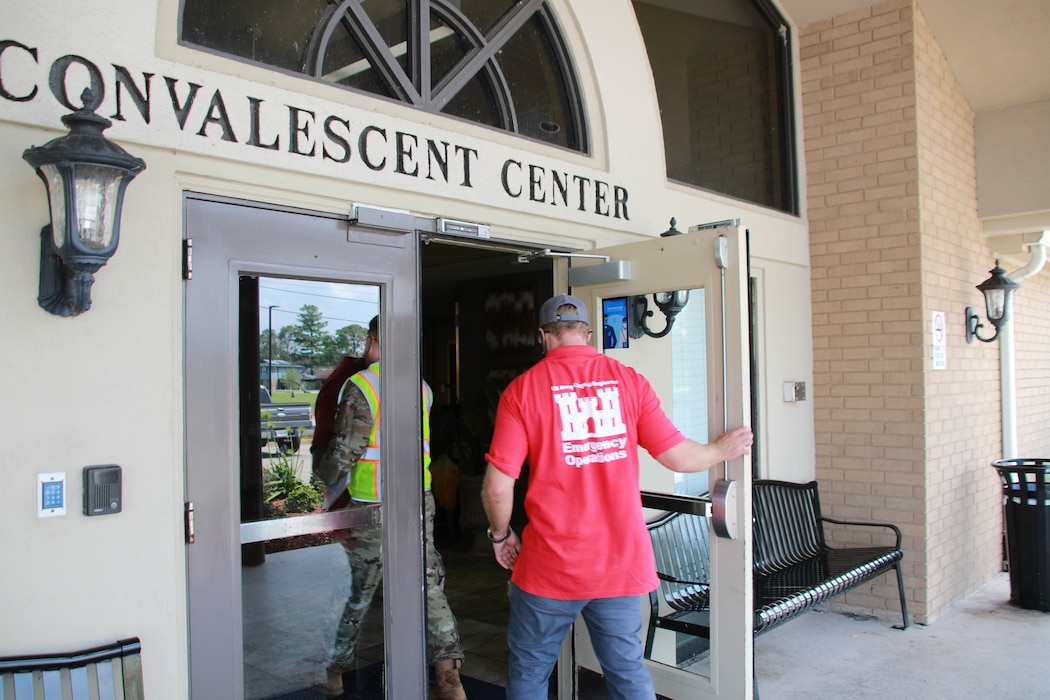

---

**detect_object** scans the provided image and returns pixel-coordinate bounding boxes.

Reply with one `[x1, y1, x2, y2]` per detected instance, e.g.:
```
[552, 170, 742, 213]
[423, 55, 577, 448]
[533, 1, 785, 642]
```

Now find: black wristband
[487, 526, 512, 544]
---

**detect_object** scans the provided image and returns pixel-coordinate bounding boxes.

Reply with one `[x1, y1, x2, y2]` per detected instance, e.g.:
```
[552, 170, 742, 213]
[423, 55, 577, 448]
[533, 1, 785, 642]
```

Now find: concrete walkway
[755, 573, 1050, 699]
[243, 540, 1049, 699]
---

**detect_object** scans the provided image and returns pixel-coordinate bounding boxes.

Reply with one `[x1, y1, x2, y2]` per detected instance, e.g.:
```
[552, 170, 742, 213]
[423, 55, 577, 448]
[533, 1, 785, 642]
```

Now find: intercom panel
[83, 465, 122, 516]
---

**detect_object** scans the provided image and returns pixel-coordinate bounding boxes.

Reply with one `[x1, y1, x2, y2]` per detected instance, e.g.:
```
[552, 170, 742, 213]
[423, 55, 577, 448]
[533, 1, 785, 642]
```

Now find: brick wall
[913, 3, 1003, 617]
[801, 0, 1006, 623]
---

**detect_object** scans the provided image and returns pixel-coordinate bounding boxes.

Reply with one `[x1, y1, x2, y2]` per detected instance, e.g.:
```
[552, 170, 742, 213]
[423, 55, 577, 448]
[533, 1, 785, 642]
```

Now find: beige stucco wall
[0, 0, 814, 696]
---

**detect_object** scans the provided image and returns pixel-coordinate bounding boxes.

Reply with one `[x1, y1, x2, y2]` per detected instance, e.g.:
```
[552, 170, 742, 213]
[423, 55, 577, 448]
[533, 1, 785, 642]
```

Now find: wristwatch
[486, 526, 512, 543]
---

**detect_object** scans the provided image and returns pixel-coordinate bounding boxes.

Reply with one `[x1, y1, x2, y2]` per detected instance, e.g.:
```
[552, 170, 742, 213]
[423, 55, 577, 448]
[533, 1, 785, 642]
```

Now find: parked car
[260, 386, 313, 454]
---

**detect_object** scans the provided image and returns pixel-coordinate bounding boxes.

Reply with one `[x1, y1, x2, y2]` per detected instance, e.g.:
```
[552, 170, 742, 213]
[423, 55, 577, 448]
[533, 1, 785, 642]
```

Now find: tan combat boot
[326, 664, 344, 698]
[431, 658, 467, 700]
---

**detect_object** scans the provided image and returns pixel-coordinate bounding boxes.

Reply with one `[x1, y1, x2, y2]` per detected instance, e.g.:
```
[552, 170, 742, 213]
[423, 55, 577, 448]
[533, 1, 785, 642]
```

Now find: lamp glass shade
[74, 163, 125, 250]
[39, 164, 67, 248]
[983, 288, 1008, 324]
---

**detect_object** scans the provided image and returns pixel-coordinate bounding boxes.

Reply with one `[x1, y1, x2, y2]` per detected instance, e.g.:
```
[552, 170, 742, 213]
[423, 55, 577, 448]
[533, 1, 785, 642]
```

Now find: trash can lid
[993, 458, 1050, 475]
[993, 458, 1050, 465]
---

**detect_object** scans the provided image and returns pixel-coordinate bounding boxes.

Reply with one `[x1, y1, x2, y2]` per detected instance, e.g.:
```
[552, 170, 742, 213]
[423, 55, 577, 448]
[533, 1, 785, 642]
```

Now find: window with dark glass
[180, 0, 586, 152]
[632, 0, 797, 214]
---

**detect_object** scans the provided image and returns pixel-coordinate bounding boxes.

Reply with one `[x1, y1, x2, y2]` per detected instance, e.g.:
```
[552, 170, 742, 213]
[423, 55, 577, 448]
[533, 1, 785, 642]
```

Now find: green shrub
[262, 451, 323, 515]
[284, 482, 322, 513]
[264, 459, 301, 503]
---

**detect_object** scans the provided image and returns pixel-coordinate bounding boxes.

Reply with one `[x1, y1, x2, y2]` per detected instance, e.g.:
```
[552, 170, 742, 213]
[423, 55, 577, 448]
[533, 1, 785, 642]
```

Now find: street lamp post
[268, 305, 278, 390]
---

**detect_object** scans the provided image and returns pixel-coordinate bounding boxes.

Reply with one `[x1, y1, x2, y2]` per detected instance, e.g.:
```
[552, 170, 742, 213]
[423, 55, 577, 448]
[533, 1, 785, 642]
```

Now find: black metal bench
[645, 480, 909, 660]
[0, 637, 143, 700]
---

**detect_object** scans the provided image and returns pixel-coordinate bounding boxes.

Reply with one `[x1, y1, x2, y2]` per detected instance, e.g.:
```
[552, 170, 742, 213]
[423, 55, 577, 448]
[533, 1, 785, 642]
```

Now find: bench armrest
[820, 516, 902, 548]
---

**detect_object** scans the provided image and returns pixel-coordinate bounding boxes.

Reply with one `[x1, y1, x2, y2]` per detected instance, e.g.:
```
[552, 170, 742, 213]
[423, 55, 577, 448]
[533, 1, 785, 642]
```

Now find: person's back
[488, 343, 680, 599]
[482, 294, 752, 700]
[316, 316, 466, 700]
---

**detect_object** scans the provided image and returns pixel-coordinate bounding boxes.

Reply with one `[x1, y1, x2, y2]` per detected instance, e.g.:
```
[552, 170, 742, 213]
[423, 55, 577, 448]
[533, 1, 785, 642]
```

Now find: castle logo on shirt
[552, 382, 629, 467]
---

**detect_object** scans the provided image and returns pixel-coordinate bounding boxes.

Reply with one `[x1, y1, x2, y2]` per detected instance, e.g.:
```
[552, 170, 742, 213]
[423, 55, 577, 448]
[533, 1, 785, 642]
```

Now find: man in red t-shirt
[482, 294, 752, 699]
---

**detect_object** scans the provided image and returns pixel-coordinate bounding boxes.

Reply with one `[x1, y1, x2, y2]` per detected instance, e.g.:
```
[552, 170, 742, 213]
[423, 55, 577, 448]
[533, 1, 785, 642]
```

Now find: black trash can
[992, 458, 1050, 611]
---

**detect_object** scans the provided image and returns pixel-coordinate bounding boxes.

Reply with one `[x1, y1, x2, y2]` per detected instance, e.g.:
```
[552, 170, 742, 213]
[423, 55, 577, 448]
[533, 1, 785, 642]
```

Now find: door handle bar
[641, 491, 710, 516]
[642, 482, 738, 539]
[240, 503, 381, 544]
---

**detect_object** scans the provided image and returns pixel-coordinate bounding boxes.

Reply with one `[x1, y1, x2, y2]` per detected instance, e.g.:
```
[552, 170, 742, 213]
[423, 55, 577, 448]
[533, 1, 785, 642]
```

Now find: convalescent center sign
[1, 39, 632, 224]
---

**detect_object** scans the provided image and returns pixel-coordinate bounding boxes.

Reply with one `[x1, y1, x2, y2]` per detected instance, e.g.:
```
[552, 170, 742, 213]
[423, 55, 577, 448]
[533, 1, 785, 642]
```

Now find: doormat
[262, 667, 506, 700]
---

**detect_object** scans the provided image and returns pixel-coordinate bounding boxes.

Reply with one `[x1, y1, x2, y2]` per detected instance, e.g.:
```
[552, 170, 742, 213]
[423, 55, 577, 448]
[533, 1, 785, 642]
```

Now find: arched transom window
[181, 0, 587, 152]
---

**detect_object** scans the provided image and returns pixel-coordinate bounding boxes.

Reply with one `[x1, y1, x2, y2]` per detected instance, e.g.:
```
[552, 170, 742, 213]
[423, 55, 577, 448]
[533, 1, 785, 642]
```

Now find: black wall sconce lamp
[965, 260, 1020, 343]
[628, 218, 690, 339]
[23, 89, 146, 317]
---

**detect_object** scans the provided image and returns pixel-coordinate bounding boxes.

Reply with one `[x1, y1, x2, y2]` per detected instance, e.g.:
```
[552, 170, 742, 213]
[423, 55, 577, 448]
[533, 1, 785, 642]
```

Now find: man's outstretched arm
[655, 425, 753, 473]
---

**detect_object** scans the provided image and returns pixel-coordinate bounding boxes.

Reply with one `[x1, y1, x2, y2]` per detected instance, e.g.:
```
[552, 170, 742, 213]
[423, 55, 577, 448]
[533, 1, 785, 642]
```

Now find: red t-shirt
[485, 344, 684, 599]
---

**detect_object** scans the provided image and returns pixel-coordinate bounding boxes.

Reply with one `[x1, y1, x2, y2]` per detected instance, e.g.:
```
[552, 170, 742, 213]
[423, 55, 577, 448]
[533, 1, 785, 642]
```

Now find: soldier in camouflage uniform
[315, 316, 466, 700]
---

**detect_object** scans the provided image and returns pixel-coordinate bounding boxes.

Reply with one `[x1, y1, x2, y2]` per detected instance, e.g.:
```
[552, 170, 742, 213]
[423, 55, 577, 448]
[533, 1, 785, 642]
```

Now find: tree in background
[280, 367, 302, 391]
[259, 312, 371, 373]
[260, 328, 274, 362]
[334, 324, 368, 358]
[276, 326, 300, 361]
[259, 325, 299, 363]
[291, 305, 327, 370]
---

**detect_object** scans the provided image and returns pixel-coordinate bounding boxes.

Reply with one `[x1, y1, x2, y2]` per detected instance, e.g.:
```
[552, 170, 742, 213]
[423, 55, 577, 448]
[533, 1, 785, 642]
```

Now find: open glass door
[567, 223, 753, 699]
[185, 195, 427, 699]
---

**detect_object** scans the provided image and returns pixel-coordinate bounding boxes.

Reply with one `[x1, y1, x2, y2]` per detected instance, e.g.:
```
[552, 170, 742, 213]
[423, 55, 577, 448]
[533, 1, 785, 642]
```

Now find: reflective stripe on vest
[345, 363, 433, 501]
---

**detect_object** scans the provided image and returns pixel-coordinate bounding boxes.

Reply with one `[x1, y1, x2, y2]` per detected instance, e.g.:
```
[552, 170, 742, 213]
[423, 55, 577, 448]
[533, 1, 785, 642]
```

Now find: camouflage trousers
[331, 490, 464, 669]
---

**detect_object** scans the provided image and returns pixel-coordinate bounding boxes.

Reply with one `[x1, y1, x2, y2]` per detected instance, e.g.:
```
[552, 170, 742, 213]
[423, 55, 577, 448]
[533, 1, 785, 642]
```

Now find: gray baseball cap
[538, 294, 590, 327]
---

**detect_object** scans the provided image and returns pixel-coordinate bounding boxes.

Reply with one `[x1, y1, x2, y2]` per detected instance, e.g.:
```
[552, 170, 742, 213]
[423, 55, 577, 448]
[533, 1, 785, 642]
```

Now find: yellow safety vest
[342, 362, 432, 501]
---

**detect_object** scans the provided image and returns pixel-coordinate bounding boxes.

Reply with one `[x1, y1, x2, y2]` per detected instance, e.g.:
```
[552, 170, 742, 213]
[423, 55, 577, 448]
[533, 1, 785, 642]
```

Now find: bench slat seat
[754, 546, 904, 633]
[752, 480, 908, 634]
[0, 638, 142, 700]
[645, 480, 909, 672]
[645, 509, 713, 654]
[649, 509, 711, 613]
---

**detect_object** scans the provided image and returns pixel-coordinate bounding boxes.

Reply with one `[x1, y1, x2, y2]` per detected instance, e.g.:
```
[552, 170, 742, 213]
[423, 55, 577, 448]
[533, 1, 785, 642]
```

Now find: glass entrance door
[569, 224, 754, 699]
[241, 277, 381, 699]
[184, 195, 427, 699]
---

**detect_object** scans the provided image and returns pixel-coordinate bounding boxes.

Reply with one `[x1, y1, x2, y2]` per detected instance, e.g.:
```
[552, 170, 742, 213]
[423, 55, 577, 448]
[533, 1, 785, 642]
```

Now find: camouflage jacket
[314, 375, 373, 494]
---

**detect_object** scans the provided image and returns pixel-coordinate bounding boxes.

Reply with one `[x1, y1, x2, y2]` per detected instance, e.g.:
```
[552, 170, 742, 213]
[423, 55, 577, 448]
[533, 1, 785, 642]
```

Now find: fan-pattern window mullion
[180, 0, 587, 152]
[430, 0, 543, 113]
[341, 0, 421, 104]
[408, 0, 429, 108]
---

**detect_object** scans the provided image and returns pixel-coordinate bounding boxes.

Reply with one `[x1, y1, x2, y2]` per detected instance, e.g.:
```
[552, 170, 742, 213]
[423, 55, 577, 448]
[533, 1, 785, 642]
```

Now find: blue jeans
[506, 583, 656, 700]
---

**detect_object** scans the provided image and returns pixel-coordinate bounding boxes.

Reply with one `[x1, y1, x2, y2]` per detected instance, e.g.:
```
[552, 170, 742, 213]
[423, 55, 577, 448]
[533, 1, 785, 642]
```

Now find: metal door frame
[183, 193, 428, 699]
[563, 225, 754, 699]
